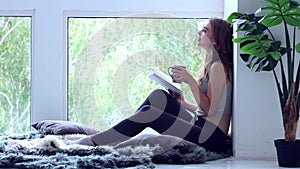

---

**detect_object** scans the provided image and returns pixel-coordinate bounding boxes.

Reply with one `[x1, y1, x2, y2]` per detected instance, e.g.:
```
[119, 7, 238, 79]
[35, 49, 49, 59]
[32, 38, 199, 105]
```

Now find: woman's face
[198, 22, 214, 49]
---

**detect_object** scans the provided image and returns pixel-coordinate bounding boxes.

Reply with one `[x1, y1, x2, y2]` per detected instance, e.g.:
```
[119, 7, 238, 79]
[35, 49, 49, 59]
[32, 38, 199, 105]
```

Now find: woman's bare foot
[68, 136, 96, 146]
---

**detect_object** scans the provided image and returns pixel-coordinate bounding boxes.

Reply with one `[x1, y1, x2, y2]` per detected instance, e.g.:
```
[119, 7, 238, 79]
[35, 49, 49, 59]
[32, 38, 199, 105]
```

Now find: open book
[149, 67, 182, 95]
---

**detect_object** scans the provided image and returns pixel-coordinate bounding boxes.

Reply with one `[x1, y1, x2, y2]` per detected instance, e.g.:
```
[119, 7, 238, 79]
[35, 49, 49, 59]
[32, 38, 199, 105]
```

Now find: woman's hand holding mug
[168, 65, 186, 83]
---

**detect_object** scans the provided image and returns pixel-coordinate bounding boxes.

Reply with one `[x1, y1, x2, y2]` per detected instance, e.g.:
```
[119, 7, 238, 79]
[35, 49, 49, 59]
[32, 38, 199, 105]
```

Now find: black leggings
[91, 89, 228, 152]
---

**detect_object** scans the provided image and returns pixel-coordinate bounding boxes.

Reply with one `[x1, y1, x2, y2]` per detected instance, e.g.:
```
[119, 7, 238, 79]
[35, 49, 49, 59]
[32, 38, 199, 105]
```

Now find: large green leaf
[240, 38, 272, 58]
[241, 54, 260, 70]
[269, 51, 282, 60]
[236, 22, 256, 32]
[227, 12, 244, 24]
[261, 0, 300, 27]
[240, 53, 278, 72]
[261, 10, 283, 27]
[296, 43, 300, 53]
[267, 41, 285, 60]
[233, 35, 258, 43]
[262, 55, 278, 71]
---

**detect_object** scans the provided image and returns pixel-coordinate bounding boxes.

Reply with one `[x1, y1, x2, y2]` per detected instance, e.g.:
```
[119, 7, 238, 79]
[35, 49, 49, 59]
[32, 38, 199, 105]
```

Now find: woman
[72, 18, 233, 153]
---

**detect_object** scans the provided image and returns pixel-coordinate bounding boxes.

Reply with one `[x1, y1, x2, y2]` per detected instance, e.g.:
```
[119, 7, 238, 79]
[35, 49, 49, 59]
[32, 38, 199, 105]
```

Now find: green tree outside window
[68, 18, 207, 131]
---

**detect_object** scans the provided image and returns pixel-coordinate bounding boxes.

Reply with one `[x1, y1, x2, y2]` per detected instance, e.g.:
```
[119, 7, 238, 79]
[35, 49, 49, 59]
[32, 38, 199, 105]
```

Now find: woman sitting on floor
[71, 17, 233, 153]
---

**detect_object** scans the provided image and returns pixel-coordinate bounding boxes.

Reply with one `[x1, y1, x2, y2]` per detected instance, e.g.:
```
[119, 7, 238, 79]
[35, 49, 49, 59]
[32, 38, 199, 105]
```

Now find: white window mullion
[31, 6, 66, 123]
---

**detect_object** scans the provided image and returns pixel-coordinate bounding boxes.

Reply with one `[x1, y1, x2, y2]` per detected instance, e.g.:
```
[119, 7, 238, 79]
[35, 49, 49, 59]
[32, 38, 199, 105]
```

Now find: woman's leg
[72, 89, 193, 146]
[91, 104, 194, 145]
[90, 105, 226, 152]
[136, 89, 193, 121]
[74, 104, 226, 152]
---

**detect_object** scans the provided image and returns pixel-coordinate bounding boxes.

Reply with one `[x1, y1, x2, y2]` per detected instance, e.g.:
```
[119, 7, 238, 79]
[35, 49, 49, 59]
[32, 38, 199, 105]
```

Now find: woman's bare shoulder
[210, 61, 226, 74]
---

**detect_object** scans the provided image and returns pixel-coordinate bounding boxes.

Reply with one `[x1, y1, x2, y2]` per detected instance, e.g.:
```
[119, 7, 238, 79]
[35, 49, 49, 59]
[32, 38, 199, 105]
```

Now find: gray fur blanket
[0, 132, 231, 169]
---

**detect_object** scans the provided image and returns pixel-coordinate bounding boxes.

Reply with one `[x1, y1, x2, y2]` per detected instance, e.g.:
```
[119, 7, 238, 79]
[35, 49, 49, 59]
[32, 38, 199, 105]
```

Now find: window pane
[0, 16, 31, 134]
[68, 18, 207, 131]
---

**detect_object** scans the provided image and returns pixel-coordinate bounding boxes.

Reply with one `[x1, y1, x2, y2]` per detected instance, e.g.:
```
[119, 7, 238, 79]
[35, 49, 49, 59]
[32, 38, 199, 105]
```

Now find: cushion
[114, 134, 207, 164]
[31, 120, 100, 135]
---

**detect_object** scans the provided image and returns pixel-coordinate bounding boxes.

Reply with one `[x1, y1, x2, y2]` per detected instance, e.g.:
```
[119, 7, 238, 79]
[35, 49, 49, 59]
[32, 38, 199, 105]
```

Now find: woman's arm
[171, 65, 210, 115]
[206, 61, 227, 116]
[180, 99, 198, 112]
[186, 76, 210, 115]
[180, 61, 227, 116]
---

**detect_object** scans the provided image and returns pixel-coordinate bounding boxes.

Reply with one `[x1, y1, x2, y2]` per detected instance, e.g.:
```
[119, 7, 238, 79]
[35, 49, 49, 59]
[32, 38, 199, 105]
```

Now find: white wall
[226, 0, 300, 159]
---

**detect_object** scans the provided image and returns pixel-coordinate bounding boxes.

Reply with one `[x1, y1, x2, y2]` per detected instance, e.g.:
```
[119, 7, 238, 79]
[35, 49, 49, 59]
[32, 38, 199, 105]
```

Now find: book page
[149, 68, 181, 95]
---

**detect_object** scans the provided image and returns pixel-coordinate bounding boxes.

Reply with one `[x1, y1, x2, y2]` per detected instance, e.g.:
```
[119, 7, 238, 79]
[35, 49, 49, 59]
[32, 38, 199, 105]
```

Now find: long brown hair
[199, 18, 233, 81]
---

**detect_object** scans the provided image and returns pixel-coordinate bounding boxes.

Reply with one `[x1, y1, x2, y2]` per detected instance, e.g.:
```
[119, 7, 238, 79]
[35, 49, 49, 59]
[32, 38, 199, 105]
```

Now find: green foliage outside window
[68, 18, 207, 131]
[0, 17, 31, 135]
[0, 17, 207, 134]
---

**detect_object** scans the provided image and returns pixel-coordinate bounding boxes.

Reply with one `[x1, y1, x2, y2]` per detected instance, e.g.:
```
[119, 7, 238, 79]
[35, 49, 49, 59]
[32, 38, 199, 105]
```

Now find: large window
[0, 16, 31, 134]
[68, 18, 208, 130]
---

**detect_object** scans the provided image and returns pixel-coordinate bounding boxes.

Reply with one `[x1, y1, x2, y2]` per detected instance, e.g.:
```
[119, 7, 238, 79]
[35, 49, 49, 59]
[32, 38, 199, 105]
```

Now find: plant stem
[273, 69, 285, 127]
[282, 9, 293, 92]
[292, 27, 296, 75]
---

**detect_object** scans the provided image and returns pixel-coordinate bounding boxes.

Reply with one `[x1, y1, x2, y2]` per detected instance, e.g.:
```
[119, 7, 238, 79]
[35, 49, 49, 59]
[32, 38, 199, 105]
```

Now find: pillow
[31, 120, 100, 135]
[114, 134, 207, 164]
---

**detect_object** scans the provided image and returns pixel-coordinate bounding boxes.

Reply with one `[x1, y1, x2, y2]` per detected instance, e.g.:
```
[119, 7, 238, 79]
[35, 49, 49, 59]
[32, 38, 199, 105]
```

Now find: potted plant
[227, 0, 300, 167]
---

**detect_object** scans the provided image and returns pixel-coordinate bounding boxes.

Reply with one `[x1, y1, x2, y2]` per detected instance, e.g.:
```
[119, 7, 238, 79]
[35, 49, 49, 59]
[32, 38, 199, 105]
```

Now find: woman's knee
[149, 89, 168, 97]
[130, 105, 164, 123]
[147, 89, 171, 108]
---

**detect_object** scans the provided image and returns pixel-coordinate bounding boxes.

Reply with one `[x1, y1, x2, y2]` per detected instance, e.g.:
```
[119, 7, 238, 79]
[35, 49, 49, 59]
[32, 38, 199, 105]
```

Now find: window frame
[0, 0, 225, 124]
